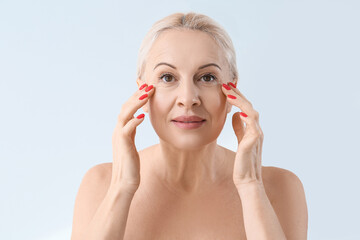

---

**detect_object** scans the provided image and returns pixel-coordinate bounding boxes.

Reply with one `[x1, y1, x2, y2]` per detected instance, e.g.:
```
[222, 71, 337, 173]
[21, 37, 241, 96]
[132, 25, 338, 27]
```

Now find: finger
[121, 113, 145, 138]
[222, 83, 262, 138]
[232, 111, 245, 144]
[117, 84, 155, 127]
[238, 114, 263, 156]
[232, 111, 258, 152]
[221, 83, 256, 118]
[227, 82, 251, 104]
[226, 83, 263, 133]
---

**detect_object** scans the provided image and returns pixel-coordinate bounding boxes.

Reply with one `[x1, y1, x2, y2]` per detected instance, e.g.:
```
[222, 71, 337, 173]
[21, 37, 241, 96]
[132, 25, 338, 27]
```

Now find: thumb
[232, 112, 245, 144]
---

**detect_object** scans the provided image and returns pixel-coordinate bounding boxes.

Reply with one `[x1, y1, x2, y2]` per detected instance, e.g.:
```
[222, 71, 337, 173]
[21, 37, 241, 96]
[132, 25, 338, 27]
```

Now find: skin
[71, 28, 308, 240]
[127, 29, 307, 239]
[136, 29, 236, 195]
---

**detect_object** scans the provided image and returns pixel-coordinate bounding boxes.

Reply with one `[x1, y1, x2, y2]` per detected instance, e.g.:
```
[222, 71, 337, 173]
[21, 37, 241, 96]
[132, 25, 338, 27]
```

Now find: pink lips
[171, 115, 206, 129]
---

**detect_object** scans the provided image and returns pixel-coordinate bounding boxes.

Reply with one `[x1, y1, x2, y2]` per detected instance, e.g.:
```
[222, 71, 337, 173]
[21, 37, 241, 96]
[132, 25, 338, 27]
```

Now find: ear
[136, 77, 144, 89]
[136, 77, 149, 113]
[233, 78, 238, 88]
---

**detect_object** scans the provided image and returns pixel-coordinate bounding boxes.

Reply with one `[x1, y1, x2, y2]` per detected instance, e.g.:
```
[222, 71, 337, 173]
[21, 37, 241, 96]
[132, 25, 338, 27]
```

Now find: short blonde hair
[136, 12, 238, 83]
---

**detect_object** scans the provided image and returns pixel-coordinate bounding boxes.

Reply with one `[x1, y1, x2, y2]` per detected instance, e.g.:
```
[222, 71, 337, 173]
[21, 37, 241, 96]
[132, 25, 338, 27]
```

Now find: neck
[150, 139, 231, 195]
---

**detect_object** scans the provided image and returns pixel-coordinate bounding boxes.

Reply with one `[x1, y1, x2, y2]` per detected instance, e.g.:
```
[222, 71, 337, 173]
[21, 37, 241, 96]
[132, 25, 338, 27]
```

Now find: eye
[158, 72, 217, 84]
[159, 73, 175, 83]
[200, 74, 217, 82]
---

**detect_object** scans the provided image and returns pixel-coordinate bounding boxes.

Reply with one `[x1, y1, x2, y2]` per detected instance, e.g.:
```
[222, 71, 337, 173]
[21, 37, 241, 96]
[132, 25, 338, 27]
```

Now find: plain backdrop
[1, 0, 359, 239]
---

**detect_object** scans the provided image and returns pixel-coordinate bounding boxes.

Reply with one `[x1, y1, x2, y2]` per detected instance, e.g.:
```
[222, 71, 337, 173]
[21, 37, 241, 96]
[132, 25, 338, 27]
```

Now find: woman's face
[140, 29, 234, 150]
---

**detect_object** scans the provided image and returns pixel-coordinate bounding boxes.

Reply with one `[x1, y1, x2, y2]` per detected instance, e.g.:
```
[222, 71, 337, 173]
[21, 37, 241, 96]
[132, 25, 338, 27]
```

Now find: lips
[171, 115, 206, 123]
[171, 115, 206, 130]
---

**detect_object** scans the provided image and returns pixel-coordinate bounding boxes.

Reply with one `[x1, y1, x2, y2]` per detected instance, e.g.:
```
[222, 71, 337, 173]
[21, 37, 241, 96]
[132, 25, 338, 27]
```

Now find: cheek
[148, 90, 172, 117]
[202, 88, 227, 114]
[148, 87, 227, 117]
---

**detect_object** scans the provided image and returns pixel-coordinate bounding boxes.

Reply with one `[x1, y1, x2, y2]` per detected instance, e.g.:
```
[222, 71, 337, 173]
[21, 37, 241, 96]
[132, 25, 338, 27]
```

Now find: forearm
[82, 184, 136, 240]
[237, 182, 286, 240]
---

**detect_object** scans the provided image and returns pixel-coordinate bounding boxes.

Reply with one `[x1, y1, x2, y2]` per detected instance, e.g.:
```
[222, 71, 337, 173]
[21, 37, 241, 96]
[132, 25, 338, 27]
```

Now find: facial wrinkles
[150, 60, 225, 100]
[155, 69, 220, 108]
[145, 30, 230, 126]
[153, 64, 222, 88]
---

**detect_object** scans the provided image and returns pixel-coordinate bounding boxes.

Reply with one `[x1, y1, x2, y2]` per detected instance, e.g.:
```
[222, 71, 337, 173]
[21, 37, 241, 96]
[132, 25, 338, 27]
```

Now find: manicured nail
[227, 94, 236, 99]
[240, 112, 248, 117]
[228, 82, 236, 88]
[145, 85, 153, 92]
[139, 94, 148, 100]
[222, 83, 231, 90]
[136, 113, 145, 119]
[139, 83, 147, 90]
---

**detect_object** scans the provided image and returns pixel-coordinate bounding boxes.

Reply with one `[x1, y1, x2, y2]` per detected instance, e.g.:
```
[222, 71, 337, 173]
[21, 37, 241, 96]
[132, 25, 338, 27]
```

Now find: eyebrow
[153, 62, 222, 71]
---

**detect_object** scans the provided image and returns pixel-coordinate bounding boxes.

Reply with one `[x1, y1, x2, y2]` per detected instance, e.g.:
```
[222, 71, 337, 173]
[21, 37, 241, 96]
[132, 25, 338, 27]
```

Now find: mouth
[171, 120, 206, 129]
[171, 120, 206, 123]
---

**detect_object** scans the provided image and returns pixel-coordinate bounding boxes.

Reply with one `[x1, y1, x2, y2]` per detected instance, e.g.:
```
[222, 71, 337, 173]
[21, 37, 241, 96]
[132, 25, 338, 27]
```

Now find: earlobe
[136, 78, 143, 89]
[233, 78, 238, 88]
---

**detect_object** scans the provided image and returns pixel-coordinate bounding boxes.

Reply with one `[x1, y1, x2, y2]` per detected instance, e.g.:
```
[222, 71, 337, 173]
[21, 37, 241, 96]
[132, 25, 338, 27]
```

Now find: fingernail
[145, 85, 153, 92]
[222, 83, 231, 90]
[227, 94, 236, 99]
[228, 82, 236, 88]
[139, 94, 148, 100]
[240, 112, 248, 117]
[139, 83, 147, 90]
[136, 113, 145, 119]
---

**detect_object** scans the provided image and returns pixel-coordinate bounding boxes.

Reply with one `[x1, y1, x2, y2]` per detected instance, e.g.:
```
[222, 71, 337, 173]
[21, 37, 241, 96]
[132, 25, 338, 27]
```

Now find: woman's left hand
[221, 82, 264, 189]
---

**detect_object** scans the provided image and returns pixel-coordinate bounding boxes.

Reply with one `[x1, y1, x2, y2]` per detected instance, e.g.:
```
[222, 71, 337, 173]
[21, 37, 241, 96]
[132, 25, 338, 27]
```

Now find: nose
[176, 80, 201, 108]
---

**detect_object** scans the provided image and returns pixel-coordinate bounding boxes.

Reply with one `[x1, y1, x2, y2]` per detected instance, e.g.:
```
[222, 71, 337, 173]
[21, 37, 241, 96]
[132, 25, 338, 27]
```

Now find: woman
[71, 12, 308, 240]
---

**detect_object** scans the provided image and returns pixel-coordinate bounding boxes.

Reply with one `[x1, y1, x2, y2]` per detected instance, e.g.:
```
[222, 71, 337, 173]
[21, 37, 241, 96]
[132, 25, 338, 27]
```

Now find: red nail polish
[222, 83, 231, 90]
[240, 112, 248, 117]
[139, 94, 148, 100]
[139, 83, 147, 90]
[136, 113, 145, 119]
[228, 82, 236, 88]
[145, 85, 153, 92]
[227, 94, 236, 99]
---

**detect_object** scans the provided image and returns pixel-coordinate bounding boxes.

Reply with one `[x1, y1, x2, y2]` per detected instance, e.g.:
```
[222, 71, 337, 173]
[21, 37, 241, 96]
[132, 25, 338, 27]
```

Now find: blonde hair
[136, 12, 238, 83]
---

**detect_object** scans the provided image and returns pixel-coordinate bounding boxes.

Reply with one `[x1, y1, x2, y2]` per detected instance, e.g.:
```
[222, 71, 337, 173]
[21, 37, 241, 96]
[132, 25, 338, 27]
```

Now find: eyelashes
[158, 72, 218, 84]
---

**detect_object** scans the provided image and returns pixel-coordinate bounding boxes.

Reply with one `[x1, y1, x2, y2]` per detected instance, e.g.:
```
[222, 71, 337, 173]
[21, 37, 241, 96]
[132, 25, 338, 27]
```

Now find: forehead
[147, 29, 226, 67]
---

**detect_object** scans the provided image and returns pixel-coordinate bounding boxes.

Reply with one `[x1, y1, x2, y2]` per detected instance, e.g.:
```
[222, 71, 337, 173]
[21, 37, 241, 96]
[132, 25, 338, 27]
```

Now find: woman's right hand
[110, 83, 154, 195]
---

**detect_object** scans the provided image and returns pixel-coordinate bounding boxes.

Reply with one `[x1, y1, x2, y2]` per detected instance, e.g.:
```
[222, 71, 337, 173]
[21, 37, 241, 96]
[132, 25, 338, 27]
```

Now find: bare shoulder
[262, 166, 308, 239]
[86, 162, 112, 188]
[99, 162, 112, 174]
[262, 166, 306, 201]
[71, 163, 112, 239]
[77, 162, 112, 195]
[262, 166, 303, 185]
[97, 144, 158, 180]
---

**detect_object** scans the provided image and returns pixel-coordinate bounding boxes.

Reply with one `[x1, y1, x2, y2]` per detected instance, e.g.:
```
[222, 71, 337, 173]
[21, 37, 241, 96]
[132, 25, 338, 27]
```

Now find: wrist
[108, 181, 139, 197]
[235, 181, 265, 196]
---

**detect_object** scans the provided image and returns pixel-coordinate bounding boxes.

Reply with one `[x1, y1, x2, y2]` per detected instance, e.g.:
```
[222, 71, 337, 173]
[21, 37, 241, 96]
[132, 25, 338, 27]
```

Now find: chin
[163, 134, 217, 151]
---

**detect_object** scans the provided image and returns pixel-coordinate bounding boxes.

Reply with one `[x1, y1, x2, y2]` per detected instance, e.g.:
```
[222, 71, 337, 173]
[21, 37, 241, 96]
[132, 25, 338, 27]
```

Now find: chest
[123, 185, 247, 240]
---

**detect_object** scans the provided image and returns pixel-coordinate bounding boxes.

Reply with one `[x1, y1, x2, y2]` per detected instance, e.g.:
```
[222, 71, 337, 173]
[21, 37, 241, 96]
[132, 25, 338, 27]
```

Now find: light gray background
[1, 0, 359, 239]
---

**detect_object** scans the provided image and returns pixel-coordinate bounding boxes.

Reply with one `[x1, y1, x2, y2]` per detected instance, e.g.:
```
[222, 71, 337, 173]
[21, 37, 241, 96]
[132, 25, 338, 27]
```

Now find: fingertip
[239, 112, 248, 118]
[222, 83, 231, 90]
[136, 113, 145, 119]
[139, 83, 148, 91]
[144, 85, 154, 92]
[228, 82, 236, 88]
